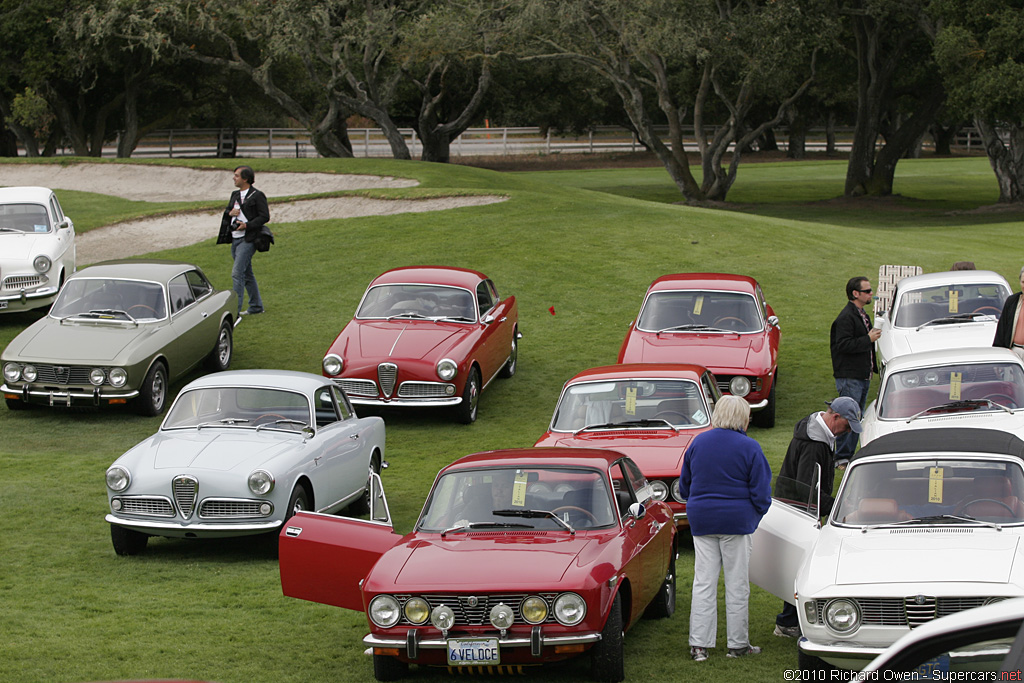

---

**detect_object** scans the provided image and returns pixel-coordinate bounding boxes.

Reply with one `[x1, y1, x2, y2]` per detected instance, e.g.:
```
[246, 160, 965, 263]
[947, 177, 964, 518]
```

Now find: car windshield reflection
[894, 283, 1009, 328]
[357, 284, 476, 322]
[637, 290, 763, 334]
[163, 387, 311, 432]
[0, 203, 51, 233]
[551, 378, 710, 431]
[878, 362, 1024, 418]
[418, 467, 617, 532]
[50, 278, 167, 321]
[833, 459, 1024, 526]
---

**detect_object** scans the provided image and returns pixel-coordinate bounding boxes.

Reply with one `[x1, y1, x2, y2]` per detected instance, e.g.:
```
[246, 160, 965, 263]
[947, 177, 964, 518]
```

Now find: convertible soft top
[854, 427, 1024, 462]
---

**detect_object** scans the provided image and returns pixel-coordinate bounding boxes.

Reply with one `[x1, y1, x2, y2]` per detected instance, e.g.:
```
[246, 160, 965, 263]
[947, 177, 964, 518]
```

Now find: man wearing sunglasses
[829, 276, 881, 467]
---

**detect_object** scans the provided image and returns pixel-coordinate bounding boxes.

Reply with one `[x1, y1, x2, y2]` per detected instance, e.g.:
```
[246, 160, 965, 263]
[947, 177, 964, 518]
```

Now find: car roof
[371, 266, 487, 290]
[647, 273, 759, 293]
[178, 369, 332, 394]
[0, 186, 55, 204]
[72, 259, 199, 281]
[444, 447, 626, 472]
[566, 363, 710, 383]
[883, 346, 1023, 372]
[854, 428, 1024, 462]
[894, 269, 1010, 290]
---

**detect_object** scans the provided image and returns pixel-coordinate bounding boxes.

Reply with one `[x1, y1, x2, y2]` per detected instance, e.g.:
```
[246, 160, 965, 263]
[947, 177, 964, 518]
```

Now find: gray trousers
[689, 533, 753, 650]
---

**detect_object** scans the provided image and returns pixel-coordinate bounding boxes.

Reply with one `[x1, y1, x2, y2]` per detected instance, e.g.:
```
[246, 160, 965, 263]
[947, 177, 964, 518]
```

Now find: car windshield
[878, 362, 1024, 419]
[162, 387, 312, 432]
[637, 290, 762, 333]
[551, 378, 710, 431]
[893, 283, 1010, 327]
[357, 284, 476, 321]
[0, 203, 50, 233]
[833, 458, 1024, 526]
[418, 466, 617, 532]
[50, 278, 167, 321]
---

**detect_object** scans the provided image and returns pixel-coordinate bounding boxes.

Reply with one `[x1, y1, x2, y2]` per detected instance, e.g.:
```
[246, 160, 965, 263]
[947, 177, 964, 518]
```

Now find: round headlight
[108, 368, 127, 387]
[33, 255, 51, 273]
[430, 604, 456, 631]
[729, 376, 752, 397]
[4, 363, 22, 383]
[322, 354, 343, 376]
[521, 596, 548, 625]
[436, 358, 458, 381]
[89, 368, 105, 386]
[649, 480, 669, 501]
[106, 465, 131, 492]
[22, 365, 37, 382]
[490, 603, 515, 630]
[259, 502, 272, 516]
[369, 595, 401, 628]
[671, 477, 686, 503]
[247, 469, 275, 495]
[553, 592, 586, 626]
[824, 599, 860, 633]
[404, 597, 430, 625]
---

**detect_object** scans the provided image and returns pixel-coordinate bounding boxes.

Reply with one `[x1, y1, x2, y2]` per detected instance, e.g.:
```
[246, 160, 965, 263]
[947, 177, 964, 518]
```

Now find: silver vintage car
[105, 369, 386, 555]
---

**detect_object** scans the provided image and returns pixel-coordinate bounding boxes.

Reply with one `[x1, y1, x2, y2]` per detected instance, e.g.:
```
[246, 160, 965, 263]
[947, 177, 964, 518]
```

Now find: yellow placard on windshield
[625, 387, 637, 415]
[512, 471, 528, 507]
[949, 372, 962, 400]
[949, 290, 958, 313]
[693, 295, 704, 316]
[928, 467, 944, 503]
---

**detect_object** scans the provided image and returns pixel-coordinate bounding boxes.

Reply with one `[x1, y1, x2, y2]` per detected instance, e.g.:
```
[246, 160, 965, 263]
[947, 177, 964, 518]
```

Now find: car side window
[168, 274, 196, 314]
[185, 270, 212, 300]
[609, 462, 640, 517]
[331, 385, 353, 420]
[315, 388, 340, 426]
[701, 372, 719, 410]
[477, 281, 495, 314]
[621, 458, 652, 504]
[50, 196, 64, 224]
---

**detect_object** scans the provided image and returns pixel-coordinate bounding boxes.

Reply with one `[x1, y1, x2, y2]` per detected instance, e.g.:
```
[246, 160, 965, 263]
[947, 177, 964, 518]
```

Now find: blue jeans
[834, 377, 870, 461]
[231, 237, 263, 314]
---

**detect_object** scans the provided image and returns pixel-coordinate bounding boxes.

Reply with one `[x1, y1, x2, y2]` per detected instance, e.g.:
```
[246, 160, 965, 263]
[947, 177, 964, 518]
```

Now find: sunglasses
[857, 288, 873, 294]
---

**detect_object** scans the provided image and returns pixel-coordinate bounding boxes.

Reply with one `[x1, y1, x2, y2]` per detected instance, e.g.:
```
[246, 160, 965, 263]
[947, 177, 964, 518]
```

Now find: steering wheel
[126, 304, 156, 316]
[983, 393, 1019, 409]
[254, 413, 287, 424]
[956, 498, 1016, 516]
[712, 316, 746, 330]
[972, 306, 1001, 316]
[551, 505, 599, 524]
[653, 410, 691, 425]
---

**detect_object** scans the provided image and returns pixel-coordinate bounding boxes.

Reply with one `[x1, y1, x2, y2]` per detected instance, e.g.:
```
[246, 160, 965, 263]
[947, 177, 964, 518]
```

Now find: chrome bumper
[349, 396, 463, 408]
[106, 514, 283, 536]
[799, 637, 886, 670]
[0, 284, 59, 304]
[2, 383, 139, 406]
[364, 629, 601, 656]
[747, 398, 769, 411]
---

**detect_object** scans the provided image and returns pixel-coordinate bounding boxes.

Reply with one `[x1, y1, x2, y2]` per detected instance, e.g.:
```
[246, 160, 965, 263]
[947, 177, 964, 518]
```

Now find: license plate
[447, 637, 499, 666]
[913, 654, 950, 677]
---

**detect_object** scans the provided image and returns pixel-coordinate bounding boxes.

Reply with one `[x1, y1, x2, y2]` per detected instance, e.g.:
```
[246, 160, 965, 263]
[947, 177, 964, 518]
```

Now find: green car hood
[7, 319, 149, 362]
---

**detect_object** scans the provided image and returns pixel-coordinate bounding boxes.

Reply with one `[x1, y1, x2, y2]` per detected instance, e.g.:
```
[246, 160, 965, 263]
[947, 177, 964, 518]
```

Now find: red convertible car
[321, 266, 520, 423]
[279, 448, 677, 682]
[617, 273, 780, 428]
[533, 363, 720, 527]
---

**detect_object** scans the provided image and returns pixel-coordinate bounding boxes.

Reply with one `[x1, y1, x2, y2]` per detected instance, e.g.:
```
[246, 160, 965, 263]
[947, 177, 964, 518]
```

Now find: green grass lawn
[1, 155, 1022, 683]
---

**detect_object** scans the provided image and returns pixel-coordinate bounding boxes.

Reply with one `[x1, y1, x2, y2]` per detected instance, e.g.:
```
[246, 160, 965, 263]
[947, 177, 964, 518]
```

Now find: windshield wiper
[434, 315, 475, 323]
[574, 418, 678, 435]
[494, 508, 576, 534]
[916, 312, 992, 330]
[441, 521, 534, 536]
[907, 399, 1012, 422]
[0, 226, 20, 232]
[861, 513, 1003, 532]
[197, 418, 250, 430]
[255, 419, 309, 432]
[386, 312, 429, 320]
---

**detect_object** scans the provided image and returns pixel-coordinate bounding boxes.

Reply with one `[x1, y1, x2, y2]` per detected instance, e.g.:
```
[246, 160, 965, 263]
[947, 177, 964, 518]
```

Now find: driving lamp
[729, 376, 752, 397]
[369, 595, 401, 628]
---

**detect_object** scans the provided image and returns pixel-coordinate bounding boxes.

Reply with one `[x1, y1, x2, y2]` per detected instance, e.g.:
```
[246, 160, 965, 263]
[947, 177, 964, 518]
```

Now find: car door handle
[202, 312, 209, 318]
[498, 316, 507, 323]
[350, 433, 360, 440]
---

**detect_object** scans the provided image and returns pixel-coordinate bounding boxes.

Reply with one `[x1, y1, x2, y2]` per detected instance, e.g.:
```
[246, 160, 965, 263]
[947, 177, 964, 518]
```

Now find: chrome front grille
[199, 499, 268, 518]
[393, 593, 559, 626]
[333, 378, 378, 397]
[398, 381, 452, 398]
[3, 275, 42, 290]
[116, 496, 174, 517]
[172, 475, 198, 519]
[30, 364, 99, 386]
[378, 363, 397, 397]
[815, 596, 1006, 628]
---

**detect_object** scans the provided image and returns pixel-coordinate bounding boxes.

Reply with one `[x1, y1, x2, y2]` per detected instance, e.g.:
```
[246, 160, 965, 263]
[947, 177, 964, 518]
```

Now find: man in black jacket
[829, 276, 880, 466]
[217, 165, 270, 318]
[993, 266, 1024, 359]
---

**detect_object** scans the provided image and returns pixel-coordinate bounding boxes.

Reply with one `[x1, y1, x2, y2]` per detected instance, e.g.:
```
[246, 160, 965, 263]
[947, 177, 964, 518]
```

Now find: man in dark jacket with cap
[772, 396, 862, 638]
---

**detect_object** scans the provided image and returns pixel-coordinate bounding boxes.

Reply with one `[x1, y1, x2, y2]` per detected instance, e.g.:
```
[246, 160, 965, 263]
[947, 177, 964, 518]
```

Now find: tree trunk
[419, 131, 451, 163]
[787, 106, 807, 160]
[930, 123, 961, 156]
[117, 79, 140, 158]
[976, 117, 1024, 203]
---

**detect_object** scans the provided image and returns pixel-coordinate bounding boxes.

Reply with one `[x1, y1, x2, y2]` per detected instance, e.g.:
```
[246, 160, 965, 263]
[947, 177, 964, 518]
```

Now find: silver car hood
[139, 431, 297, 471]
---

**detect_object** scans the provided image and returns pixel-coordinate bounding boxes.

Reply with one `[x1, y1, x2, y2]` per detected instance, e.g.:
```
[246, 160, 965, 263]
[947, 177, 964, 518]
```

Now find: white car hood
[883, 323, 997, 361]
[834, 532, 1019, 584]
[0, 232, 53, 262]
[861, 411, 1024, 446]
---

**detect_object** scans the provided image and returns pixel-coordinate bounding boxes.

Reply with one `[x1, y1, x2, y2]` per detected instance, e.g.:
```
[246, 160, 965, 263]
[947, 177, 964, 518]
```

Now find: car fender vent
[172, 475, 199, 519]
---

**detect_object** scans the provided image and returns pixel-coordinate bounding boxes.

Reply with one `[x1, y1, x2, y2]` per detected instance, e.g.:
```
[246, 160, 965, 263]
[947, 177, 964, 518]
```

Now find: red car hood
[535, 431, 695, 474]
[353, 321, 465, 361]
[373, 534, 596, 589]
[625, 332, 761, 372]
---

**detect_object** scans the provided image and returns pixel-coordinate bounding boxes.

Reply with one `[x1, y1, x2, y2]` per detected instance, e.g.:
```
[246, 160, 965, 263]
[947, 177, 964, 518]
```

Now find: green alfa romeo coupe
[2, 260, 235, 415]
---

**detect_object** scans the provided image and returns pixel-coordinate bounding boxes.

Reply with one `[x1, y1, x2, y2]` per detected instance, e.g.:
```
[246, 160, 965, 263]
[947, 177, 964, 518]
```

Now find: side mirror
[767, 315, 780, 328]
[627, 502, 646, 520]
[482, 313, 495, 324]
[57, 219, 71, 231]
[369, 470, 393, 525]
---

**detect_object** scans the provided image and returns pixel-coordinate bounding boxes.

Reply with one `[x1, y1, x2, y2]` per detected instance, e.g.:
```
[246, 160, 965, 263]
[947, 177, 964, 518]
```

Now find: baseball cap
[826, 396, 863, 433]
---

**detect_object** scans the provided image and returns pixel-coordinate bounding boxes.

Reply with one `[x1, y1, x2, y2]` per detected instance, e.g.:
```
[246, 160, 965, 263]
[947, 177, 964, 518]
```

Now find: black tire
[798, 648, 839, 674]
[135, 362, 168, 416]
[498, 331, 518, 378]
[752, 372, 777, 428]
[204, 320, 233, 372]
[5, 397, 28, 411]
[110, 524, 148, 556]
[643, 556, 676, 619]
[285, 484, 310, 524]
[455, 367, 481, 424]
[590, 592, 624, 682]
[372, 653, 408, 681]
[349, 452, 381, 516]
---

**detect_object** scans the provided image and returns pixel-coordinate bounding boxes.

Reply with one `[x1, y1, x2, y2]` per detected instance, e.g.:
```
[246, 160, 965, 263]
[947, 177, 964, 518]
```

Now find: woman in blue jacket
[679, 394, 772, 662]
